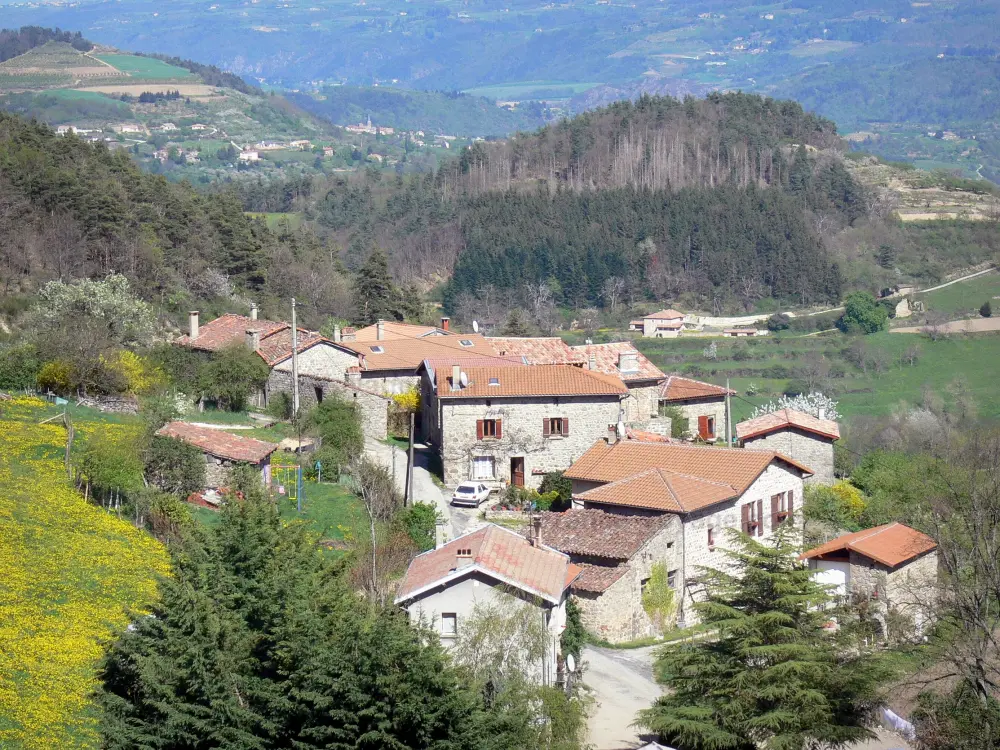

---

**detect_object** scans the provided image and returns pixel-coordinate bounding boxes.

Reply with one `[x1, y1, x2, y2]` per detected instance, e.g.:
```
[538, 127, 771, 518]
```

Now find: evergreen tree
[353, 247, 401, 325]
[638, 528, 891, 750]
[500, 308, 532, 336]
[980, 300, 992, 318]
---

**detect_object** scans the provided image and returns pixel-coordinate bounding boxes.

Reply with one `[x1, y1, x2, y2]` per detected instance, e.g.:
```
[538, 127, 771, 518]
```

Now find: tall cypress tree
[352, 246, 401, 326]
[638, 528, 892, 750]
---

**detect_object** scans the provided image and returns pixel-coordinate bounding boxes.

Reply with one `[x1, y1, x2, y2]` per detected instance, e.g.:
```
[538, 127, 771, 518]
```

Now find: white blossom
[750, 391, 841, 422]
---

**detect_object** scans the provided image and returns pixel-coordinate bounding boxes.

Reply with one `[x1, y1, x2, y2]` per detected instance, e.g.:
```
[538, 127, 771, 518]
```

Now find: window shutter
[756, 498, 764, 536]
[698, 415, 710, 440]
[787, 489, 794, 518]
[771, 494, 780, 529]
[563, 418, 570, 436]
[476, 420, 484, 441]
[496, 419, 503, 440]
[543, 418, 550, 437]
[741, 503, 750, 534]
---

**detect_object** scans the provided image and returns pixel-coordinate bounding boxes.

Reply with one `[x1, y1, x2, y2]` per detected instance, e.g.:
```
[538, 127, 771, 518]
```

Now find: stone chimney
[530, 515, 542, 547]
[188, 311, 200, 340]
[451, 364, 461, 390]
[818, 408, 827, 421]
[333, 324, 342, 343]
[588, 354, 597, 371]
[619, 351, 638, 373]
[246, 329, 261, 351]
[441, 316, 450, 331]
[376, 319, 385, 341]
[250, 302, 258, 321]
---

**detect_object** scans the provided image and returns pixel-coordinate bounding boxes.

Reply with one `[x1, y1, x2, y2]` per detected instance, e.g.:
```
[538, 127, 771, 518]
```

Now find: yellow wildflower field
[0, 398, 170, 749]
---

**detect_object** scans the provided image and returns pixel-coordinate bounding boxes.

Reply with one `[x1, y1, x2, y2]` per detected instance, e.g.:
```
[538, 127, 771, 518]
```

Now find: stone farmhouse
[801, 523, 938, 637]
[658, 375, 735, 441]
[736, 408, 840, 485]
[532, 509, 678, 643]
[629, 309, 687, 338]
[155, 421, 278, 489]
[421, 363, 629, 489]
[564, 439, 812, 624]
[395, 523, 581, 686]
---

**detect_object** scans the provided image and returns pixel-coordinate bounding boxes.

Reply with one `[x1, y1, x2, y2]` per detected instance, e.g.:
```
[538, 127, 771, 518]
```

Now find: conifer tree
[353, 246, 401, 325]
[638, 527, 891, 750]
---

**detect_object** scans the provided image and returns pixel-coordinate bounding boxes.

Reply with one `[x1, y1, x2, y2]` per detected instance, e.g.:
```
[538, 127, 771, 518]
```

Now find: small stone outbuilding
[155, 421, 278, 489]
[658, 375, 734, 441]
[736, 408, 840, 485]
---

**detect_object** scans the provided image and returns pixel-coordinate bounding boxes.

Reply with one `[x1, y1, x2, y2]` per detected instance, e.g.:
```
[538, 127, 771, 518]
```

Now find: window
[707, 527, 715, 550]
[543, 417, 568, 437]
[640, 576, 651, 594]
[459, 339, 474, 347]
[477, 419, 500, 440]
[697, 415, 716, 440]
[488, 377, 500, 386]
[369, 345, 384, 354]
[441, 613, 457, 636]
[472, 456, 495, 480]
[314, 385, 324, 404]
[771, 490, 795, 528]
[667, 569, 678, 589]
[742, 500, 764, 537]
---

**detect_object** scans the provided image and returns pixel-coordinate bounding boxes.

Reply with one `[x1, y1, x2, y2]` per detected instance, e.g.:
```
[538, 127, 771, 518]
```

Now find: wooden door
[511, 457, 525, 487]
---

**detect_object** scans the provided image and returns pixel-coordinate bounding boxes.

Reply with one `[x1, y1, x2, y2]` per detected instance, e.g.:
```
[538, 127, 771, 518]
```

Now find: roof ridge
[655, 467, 738, 490]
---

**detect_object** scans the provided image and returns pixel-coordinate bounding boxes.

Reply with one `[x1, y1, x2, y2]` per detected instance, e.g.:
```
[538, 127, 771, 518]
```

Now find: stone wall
[268, 370, 389, 441]
[664, 397, 727, 440]
[359, 371, 420, 396]
[624, 382, 662, 422]
[849, 549, 938, 636]
[440, 395, 623, 489]
[743, 427, 835, 484]
[272, 341, 357, 382]
[203, 454, 268, 489]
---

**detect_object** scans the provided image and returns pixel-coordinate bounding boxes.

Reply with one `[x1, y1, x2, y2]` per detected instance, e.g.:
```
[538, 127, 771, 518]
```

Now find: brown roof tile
[340, 334, 498, 372]
[571, 342, 665, 383]
[660, 375, 734, 402]
[395, 524, 580, 605]
[352, 321, 451, 341]
[488, 337, 585, 365]
[534, 509, 670, 560]
[572, 564, 629, 594]
[800, 523, 936, 568]
[437, 364, 628, 399]
[155, 421, 278, 463]
[177, 313, 285, 353]
[736, 408, 841, 441]
[564, 440, 812, 494]
[255, 328, 328, 366]
[576, 468, 739, 513]
[645, 309, 685, 320]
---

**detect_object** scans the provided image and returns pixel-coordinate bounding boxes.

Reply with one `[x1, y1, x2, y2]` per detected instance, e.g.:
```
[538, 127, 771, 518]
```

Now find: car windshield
[456, 485, 477, 494]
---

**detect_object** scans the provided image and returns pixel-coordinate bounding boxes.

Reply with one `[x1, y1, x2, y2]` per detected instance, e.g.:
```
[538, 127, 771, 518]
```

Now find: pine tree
[353, 246, 401, 326]
[638, 527, 891, 750]
[501, 308, 532, 336]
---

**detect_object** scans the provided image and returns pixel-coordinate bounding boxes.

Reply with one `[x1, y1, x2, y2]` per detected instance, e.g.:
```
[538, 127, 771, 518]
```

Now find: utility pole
[406, 412, 415, 506]
[291, 297, 300, 416]
[725, 377, 733, 447]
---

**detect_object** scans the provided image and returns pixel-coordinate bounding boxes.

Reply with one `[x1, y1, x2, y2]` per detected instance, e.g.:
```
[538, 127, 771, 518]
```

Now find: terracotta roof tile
[156, 421, 278, 463]
[659, 375, 734, 402]
[576, 468, 739, 513]
[352, 321, 451, 341]
[534, 509, 670, 559]
[395, 524, 578, 605]
[800, 523, 936, 568]
[177, 313, 285, 353]
[437, 364, 628, 399]
[570, 342, 666, 383]
[572, 564, 629, 594]
[565, 440, 812, 495]
[488, 337, 585, 365]
[645, 309, 686, 320]
[737, 408, 841, 441]
[340, 334, 498, 372]
[255, 328, 327, 366]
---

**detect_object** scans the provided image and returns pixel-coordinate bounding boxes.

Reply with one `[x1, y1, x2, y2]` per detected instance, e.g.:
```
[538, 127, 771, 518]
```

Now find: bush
[766, 313, 791, 332]
[803, 482, 867, 532]
[37, 360, 74, 395]
[641, 562, 677, 631]
[0, 343, 40, 391]
[394, 502, 439, 551]
[145, 435, 206, 497]
[658, 405, 689, 438]
[783, 379, 811, 397]
[837, 292, 889, 335]
[200, 342, 269, 411]
[981, 300, 993, 318]
[538, 471, 573, 511]
[308, 395, 364, 479]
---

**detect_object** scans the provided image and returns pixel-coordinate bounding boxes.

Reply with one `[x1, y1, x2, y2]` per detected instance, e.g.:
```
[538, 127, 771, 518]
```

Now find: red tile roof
[341, 334, 498, 372]
[488, 337, 585, 365]
[155, 421, 278, 463]
[736, 408, 841, 441]
[395, 524, 581, 605]
[571, 342, 665, 383]
[800, 523, 937, 568]
[352, 321, 451, 341]
[436, 364, 628, 399]
[659, 375, 734, 402]
[255, 328, 328, 366]
[177, 313, 285, 353]
[572, 564, 629, 594]
[575, 467, 739, 513]
[645, 309, 685, 320]
[565, 440, 812, 494]
[534, 509, 670, 560]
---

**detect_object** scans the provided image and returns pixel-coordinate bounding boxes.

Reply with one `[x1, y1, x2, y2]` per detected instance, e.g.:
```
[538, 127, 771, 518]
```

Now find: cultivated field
[92, 54, 193, 79]
[72, 83, 221, 97]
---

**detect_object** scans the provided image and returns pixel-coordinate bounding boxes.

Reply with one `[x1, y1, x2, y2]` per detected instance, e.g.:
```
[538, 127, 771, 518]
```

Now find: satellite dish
[566, 654, 576, 673]
[459, 371, 469, 387]
[472, 320, 480, 333]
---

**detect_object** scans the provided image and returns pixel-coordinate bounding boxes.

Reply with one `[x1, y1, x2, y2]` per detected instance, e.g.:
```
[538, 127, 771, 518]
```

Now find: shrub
[538, 471, 573, 511]
[37, 359, 75, 395]
[766, 313, 791, 332]
[658, 405, 689, 438]
[981, 300, 993, 318]
[641, 562, 677, 631]
[0, 343, 40, 391]
[394, 502, 439, 551]
[200, 342, 270, 411]
[145, 435, 206, 497]
[803, 482, 868, 532]
[102, 350, 164, 395]
[308, 395, 364, 479]
[837, 292, 889, 335]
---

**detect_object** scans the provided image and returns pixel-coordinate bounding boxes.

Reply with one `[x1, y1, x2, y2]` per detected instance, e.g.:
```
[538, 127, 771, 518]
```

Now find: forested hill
[0, 26, 91, 62]
[267, 93, 862, 312]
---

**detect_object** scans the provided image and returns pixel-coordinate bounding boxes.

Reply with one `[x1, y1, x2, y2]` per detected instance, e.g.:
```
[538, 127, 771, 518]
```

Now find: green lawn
[245, 212, 304, 231]
[94, 55, 194, 79]
[915, 271, 1000, 317]
[276, 480, 366, 544]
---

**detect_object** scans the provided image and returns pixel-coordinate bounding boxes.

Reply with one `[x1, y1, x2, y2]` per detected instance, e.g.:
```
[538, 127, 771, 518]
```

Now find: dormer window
[459, 339, 474, 347]
[488, 377, 500, 386]
[369, 345, 384, 354]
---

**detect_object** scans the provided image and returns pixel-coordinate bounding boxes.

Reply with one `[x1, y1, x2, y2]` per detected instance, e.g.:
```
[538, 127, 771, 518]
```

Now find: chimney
[619, 351, 638, 373]
[452, 364, 461, 390]
[250, 302, 258, 321]
[818, 408, 827, 421]
[333, 324, 342, 343]
[246, 329, 260, 351]
[588, 354, 597, 371]
[188, 311, 200, 340]
[441, 316, 450, 331]
[376, 319, 385, 341]
[530, 515, 542, 547]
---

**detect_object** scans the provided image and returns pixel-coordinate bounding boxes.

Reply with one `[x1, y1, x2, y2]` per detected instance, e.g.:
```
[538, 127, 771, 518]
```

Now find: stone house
[564, 439, 812, 624]
[533, 509, 680, 643]
[736, 408, 840, 485]
[637, 309, 686, 338]
[155, 421, 277, 489]
[395, 523, 581, 686]
[658, 375, 734, 441]
[801, 523, 938, 637]
[722, 327, 765, 337]
[422, 363, 629, 489]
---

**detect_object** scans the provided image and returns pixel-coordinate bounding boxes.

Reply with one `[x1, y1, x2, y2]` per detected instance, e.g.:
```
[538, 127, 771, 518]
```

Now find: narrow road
[582, 645, 661, 750]
[914, 266, 995, 294]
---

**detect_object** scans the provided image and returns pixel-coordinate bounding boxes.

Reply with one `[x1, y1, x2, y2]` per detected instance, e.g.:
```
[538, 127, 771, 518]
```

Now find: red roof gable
[177, 313, 285, 353]
[488, 337, 585, 365]
[645, 309, 685, 320]
[436, 364, 628, 399]
[659, 375, 734, 402]
[570, 342, 666, 383]
[736, 408, 841, 441]
[800, 523, 936, 568]
[395, 524, 580, 605]
[156, 421, 278, 463]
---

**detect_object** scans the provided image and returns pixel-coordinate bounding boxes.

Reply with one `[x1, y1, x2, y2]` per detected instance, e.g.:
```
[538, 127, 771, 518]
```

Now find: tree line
[0, 26, 92, 62]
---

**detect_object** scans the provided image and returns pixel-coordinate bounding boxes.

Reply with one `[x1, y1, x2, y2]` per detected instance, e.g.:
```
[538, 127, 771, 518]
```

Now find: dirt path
[914, 266, 995, 294]
[582, 645, 662, 750]
[892, 317, 1000, 334]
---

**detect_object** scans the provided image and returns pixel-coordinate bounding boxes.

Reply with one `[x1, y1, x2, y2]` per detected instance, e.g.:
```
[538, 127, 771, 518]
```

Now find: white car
[451, 482, 492, 507]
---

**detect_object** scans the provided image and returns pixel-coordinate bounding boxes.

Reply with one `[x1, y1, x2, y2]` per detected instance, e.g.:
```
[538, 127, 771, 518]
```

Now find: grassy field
[93, 55, 193, 79]
[462, 80, 601, 99]
[914, 271, 1000, 317]
[245, 211, 304, 231]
